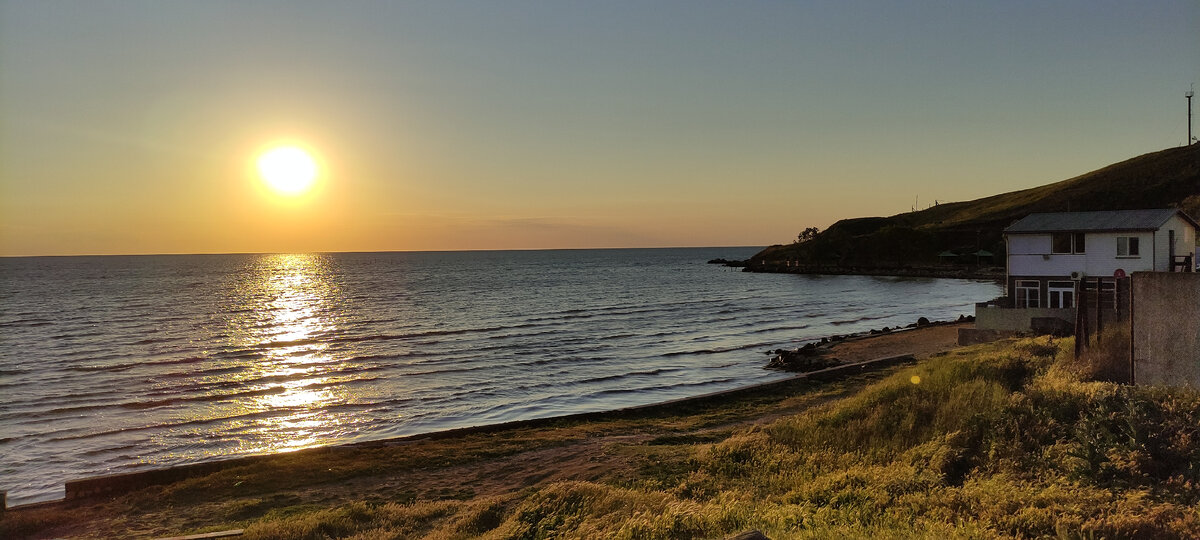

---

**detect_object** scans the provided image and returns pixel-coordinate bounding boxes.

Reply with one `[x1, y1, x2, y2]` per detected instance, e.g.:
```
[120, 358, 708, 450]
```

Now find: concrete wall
[975, 304, 1075, 332]
[1132, 272, 1200, 386]
[958, 327, 1021, 346]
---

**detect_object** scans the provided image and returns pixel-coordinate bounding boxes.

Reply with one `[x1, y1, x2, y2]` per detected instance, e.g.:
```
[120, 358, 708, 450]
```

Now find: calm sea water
[0, 248, 1000, 505]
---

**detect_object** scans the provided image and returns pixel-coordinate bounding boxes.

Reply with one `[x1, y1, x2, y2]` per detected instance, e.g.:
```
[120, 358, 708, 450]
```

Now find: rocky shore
[765, 315, 974, 371]
[707, 258, 1004, 280]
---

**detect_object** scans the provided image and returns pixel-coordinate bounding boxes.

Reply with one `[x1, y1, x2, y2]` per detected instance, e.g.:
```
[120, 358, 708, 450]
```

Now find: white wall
[1153, 215, 1197, 271]
[1008, 234, 1050, 255]
[1086, 232, 1156, 274]
[1009, 231, 1157, 277]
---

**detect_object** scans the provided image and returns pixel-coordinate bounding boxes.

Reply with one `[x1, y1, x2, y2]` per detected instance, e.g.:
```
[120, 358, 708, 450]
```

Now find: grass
[9, 336, 1200, 538]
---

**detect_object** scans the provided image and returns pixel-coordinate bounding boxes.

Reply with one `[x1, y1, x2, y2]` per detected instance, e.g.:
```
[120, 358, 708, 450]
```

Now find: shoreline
[25, 352, 923, 510]
[5, 323, 968, 512]
[729, 262, 1005, 281]
[2, 322, 973, 538]
[3, 318, 973, 511]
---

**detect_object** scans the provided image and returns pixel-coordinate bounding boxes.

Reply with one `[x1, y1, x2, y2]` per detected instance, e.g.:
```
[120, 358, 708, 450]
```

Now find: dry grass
[10, 336, 1200, 539]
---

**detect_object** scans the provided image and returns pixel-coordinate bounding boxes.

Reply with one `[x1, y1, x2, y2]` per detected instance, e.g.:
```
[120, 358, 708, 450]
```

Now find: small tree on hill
[796, 227, 820, 244]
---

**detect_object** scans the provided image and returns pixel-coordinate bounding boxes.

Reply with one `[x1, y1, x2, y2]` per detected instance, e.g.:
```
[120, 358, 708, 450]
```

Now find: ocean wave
[589, 377, 739, 397]
[830, 315, 885, 326]
[46, 407, 320, 443]
[746, 323, 811, 334]
[0, 319, 54, 328]
[67, 355, 207, 373]
[572, 367, 677, 385]
[659, 341, 776, 358]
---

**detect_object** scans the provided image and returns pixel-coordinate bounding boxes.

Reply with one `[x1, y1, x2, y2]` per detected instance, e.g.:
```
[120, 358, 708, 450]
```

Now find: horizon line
[0, 244, 768, 259]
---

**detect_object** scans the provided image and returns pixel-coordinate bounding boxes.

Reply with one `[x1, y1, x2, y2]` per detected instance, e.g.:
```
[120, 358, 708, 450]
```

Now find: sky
[1, 1, 1197, 256]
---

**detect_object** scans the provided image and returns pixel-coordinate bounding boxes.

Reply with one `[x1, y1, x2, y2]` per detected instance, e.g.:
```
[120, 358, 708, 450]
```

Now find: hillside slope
[751, 144, 1200, 269]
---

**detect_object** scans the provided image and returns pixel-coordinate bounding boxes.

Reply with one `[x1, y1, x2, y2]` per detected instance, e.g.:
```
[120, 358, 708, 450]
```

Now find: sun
[257, 146, 318, 196]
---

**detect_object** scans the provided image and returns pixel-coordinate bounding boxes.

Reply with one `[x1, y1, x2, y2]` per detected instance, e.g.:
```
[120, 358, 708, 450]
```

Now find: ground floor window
[1015, 280, 1040, 308]
[1047, 281, 1075, 308]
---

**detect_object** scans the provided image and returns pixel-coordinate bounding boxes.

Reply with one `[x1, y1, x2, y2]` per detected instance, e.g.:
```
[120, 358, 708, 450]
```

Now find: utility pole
[1188, 85, 1195, 145]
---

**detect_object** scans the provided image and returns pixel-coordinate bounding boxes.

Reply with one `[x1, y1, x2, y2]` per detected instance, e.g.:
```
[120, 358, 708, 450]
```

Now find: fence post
[1075, 281, 1088, 358]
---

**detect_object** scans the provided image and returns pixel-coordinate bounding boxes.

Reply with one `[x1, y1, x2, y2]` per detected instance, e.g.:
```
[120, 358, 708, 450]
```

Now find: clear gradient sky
[2, 1, 1197, 256]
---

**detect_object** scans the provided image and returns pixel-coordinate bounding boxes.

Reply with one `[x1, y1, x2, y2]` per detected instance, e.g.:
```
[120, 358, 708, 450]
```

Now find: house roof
[1004, 209, 1199, 234]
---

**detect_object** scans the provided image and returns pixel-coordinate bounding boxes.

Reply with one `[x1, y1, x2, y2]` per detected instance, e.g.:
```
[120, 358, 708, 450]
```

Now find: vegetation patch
[11, 336, 1200, 538]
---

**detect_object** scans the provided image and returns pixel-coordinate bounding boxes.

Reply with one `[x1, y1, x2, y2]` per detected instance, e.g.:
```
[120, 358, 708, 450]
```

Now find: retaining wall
[1132, 272, 1200, 386]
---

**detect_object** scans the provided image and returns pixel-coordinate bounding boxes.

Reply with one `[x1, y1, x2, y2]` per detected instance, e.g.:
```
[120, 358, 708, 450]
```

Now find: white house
[1005, 209, 1198, 307]
[975, 209, 1198, 332]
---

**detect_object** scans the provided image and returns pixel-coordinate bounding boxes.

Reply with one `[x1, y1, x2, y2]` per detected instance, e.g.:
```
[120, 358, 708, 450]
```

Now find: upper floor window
[1117, 236, 1140, 257]
[1051, 232, 1086, 254]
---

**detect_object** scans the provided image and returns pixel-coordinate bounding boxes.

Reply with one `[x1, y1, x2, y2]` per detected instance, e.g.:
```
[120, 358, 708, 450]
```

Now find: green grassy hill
[751, 144, 1200, 268]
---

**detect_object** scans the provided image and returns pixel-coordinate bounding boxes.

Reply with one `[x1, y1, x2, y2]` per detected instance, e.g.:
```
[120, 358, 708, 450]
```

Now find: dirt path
[825, 322, 965, 363]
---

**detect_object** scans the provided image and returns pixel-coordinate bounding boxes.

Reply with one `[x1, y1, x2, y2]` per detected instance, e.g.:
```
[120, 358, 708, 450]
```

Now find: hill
[749, 144, 1200, 270]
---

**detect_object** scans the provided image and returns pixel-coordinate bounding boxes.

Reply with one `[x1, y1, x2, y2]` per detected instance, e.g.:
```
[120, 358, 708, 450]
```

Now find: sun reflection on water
[228, 253, 348, 454]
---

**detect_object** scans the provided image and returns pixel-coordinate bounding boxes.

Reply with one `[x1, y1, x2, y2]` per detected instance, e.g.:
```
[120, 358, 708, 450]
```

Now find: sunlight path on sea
[0, 248, 1002, 505]
[224, 254, 347, 455]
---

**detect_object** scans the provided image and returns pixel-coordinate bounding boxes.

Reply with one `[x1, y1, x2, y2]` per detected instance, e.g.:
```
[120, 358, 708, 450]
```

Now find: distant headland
[737, 144, 1200, 277]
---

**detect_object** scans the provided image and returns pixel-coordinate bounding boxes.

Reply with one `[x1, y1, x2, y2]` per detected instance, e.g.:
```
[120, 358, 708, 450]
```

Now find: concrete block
[957, 327, 1020, 346]
[1132, 272, 1200, 386]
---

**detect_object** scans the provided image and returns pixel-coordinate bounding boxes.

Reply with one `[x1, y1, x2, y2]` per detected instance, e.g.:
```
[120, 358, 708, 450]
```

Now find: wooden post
[1095, 277, 1104, 337]
[1113, 277, 1120, 314]
[1075, 281, 1088, 358]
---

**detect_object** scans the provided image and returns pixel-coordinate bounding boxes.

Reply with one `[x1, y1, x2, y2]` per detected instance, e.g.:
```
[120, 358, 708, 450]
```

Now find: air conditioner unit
[1069, 271, 1083, 280]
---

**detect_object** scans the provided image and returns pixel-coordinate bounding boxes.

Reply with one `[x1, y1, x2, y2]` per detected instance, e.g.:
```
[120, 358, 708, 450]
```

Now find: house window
[1052, 233, 1085, 254]
[1047, 281, 1075, 309]
[1015, 280, 1040, 308]
[1117, 236, 1140, 257]
[1052, 233, 1072, 254]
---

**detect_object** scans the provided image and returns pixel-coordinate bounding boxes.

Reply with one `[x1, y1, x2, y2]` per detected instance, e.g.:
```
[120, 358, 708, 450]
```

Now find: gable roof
[1004, 209, 1199, 234]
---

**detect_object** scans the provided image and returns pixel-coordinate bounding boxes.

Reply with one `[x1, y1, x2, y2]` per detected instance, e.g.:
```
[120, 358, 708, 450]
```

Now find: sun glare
[257, 146, 318, 196]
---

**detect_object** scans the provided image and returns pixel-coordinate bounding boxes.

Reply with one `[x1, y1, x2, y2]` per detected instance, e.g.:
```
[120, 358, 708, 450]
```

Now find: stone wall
[975, 305, 1075, 332]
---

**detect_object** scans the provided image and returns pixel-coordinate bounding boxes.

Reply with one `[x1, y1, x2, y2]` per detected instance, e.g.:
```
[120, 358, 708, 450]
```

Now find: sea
[0, 248, 1001, 506]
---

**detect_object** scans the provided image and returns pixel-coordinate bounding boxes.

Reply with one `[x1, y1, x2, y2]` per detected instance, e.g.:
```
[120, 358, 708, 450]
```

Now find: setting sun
[257, 146, 318, 196]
